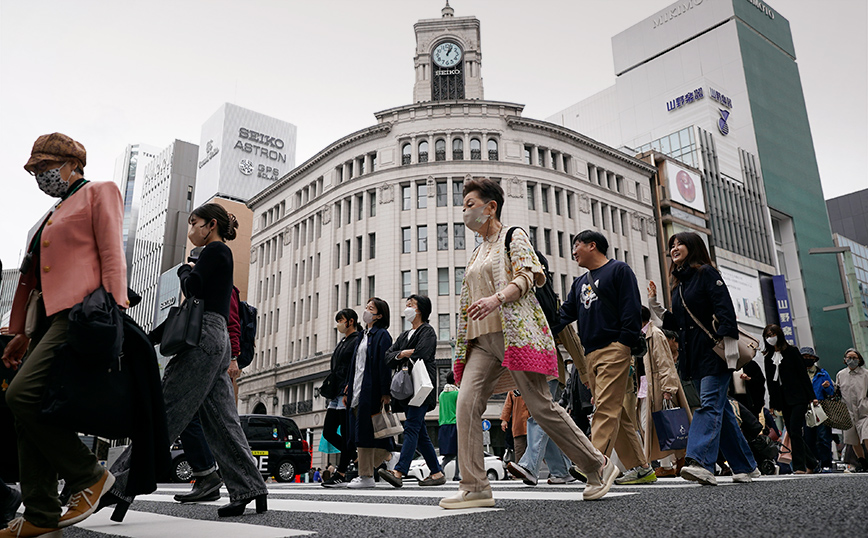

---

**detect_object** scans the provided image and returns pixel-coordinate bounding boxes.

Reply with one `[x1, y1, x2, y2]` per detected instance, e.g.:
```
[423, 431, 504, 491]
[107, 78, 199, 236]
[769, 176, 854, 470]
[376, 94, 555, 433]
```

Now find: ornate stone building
[239, 4, 661, 465]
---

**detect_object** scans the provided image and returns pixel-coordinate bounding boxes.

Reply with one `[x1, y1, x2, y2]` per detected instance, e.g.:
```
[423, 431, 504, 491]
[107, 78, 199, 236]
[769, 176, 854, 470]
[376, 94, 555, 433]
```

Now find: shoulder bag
[160, 285, 204, 357]
[372, 403, 404, 439]
[390, 364, 414, 400]
[587, 275, 647, 358]
[678, 287, 758, 369]
[819, 387, 853, 430]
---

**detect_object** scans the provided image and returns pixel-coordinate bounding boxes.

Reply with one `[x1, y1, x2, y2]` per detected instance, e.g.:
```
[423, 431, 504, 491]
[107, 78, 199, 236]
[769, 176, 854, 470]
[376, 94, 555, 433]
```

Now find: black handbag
[160, 293, 204, 357]
[319, 373, 340, 401]
[67, 286, 123, 368]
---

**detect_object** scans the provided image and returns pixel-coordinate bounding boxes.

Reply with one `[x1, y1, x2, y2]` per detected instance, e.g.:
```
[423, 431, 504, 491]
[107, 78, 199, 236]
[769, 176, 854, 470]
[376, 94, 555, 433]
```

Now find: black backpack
[236, 297, 257, 369]
[505, 227, 560, 330]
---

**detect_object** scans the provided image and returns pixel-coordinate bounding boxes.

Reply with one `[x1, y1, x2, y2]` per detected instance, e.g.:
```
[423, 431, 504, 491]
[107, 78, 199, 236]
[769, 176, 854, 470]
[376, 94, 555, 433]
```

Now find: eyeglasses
[28, 161, 65, 176]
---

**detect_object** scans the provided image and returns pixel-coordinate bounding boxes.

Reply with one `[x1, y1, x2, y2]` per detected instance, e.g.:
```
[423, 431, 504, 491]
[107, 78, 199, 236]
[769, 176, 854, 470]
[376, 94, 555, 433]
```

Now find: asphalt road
[55, 473, 866, 538]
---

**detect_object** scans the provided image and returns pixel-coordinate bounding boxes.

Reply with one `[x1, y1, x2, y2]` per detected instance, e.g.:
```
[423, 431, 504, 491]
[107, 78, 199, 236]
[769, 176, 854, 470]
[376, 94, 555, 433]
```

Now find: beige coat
[641, 323, 692, 462]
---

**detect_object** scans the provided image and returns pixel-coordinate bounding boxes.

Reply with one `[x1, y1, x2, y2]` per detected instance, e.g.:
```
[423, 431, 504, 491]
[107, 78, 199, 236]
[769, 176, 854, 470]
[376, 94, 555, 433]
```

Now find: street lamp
[809, 246, 868, 354]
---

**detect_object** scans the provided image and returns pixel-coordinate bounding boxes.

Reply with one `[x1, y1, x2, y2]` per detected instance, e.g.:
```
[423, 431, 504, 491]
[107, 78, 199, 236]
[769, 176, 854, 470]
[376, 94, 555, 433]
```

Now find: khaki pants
[457, 332, 603, 492]
[356, 447, 391, 478]
[586, 342, 647, 470]
[6, 311, 104, 528]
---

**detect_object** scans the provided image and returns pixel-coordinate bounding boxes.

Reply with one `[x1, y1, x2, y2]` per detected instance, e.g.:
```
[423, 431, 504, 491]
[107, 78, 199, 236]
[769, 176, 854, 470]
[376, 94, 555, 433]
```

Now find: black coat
[345, 326, 394, 449]
[663, 264, 739, 381]
[385, 323, 438, 412]
[764, 345, 815, 409]
[327, 330, 359, 396]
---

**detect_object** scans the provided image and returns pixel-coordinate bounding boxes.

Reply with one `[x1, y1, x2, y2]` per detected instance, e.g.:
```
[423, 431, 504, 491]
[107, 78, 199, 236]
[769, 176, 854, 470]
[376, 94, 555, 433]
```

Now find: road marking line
[148, 490, 635, 502]
[77, 509, 312, 537]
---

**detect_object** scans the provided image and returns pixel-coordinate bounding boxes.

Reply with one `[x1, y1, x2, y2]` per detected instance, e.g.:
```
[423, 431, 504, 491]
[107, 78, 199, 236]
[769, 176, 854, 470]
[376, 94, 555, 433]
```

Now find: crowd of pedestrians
[1, 136, 866, 536]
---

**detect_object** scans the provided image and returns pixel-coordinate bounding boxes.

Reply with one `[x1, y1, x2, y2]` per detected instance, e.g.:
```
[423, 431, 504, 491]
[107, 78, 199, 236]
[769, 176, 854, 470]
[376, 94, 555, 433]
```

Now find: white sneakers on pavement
[582, 456, 619, 501]
[439, 488, 496, 509]
[680, 463, 718, 486]
[347, 476, 376, 489]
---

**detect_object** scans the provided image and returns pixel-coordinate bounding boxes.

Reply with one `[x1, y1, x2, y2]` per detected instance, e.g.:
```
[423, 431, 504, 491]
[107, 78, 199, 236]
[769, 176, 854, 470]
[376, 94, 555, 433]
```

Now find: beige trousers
[457, 332, 604, 492]
[356, 447, 391, 478]
[586, 342, 648, 470]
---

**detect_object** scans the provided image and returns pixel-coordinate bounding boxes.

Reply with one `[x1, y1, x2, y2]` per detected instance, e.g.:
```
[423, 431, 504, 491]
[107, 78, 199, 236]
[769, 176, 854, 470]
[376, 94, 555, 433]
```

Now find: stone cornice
[248, 123, 392, 208]
[506, 116, 657, 174]
[374, 99, 525, 121]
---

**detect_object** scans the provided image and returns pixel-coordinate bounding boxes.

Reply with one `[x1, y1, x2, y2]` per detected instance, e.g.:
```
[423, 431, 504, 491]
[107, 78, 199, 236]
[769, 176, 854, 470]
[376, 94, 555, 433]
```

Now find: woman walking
[102, 203, 268, 519]
[343, 298, 394, 489]
[837, 348, 868, 471]
[380, 295, 446, 487]
[652, 231, 758, 485]
[2, 133, 127, 537]
[440, 178, 613, 509]
[762, 324, 818, 473]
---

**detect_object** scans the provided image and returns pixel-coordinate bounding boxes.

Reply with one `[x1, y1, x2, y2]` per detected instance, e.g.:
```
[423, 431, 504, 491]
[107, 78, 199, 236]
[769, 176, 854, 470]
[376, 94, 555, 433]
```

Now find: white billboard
[664, 159, 706, 212]
[719, 266, 765, 329]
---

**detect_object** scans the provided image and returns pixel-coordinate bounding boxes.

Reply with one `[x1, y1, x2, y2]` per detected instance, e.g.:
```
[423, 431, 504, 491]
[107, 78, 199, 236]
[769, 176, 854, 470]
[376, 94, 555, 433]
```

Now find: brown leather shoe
[58, 470, 115, 528]
[654, 467, 678, 478]
[0, 517, 62, 537]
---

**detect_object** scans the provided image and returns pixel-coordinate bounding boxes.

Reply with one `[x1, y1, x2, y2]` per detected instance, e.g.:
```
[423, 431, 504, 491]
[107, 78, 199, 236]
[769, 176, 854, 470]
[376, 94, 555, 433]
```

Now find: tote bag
[805, 402, 828, 428]
[408, 360, 434, 407]
[372, 405, 404, 439]
[390, 365, 414, 400]
[652, 400, 690, 451]
[160, 296, 204, 357]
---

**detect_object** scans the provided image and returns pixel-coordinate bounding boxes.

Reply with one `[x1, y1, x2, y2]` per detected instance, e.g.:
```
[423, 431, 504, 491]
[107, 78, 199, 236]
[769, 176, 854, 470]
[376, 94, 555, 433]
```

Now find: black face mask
[804, 359, 816, 368]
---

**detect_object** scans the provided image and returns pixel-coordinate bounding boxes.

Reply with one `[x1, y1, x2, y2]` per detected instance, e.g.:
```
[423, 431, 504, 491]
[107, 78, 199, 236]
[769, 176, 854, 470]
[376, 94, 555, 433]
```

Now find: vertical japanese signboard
[772, 275, 796, 346]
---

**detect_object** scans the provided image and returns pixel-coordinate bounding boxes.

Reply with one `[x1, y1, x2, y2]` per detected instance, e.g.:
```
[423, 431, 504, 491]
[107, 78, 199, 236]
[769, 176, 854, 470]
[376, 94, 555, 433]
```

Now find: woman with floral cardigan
[439, 178, 615, 510]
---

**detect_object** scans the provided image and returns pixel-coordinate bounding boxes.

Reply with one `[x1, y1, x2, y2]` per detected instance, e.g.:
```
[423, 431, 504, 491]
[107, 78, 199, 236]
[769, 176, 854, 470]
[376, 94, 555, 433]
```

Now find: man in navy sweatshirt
[553, 230, 654, 484]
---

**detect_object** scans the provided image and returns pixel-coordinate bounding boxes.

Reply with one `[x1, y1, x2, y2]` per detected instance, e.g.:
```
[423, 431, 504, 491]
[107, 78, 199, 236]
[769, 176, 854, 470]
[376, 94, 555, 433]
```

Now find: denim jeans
[686, 372, 756, 474]
[395, 405, 441, 475]
[804, 423, 833, 468]
[179, 412, 217, 476]
[518, 380, 570, 478]
[110, 313, 267, 502]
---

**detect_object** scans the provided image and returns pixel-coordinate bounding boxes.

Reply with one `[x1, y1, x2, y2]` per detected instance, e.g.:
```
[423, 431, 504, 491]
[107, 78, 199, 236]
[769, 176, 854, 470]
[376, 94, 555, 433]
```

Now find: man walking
[553, 231, 655, 484]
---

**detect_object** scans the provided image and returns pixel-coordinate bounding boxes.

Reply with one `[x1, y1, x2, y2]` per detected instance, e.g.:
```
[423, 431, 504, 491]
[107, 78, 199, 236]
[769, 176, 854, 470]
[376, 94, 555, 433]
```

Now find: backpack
[504, 227, 561, 330]
[236, 298, 257, 369]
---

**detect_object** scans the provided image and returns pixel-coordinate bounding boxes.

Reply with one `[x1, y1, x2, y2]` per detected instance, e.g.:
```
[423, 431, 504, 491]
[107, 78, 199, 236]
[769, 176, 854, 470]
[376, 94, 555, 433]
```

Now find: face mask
[35, 163, 69, 198]
[463, 204, 490, 232]
[336, 321, 347, 334]
[804, 359, 816, 369]
[403, 307, 416, 323]
[765, 336, 778, 347]
[846, 358, 860, 369]
[362, 310, 375, 325]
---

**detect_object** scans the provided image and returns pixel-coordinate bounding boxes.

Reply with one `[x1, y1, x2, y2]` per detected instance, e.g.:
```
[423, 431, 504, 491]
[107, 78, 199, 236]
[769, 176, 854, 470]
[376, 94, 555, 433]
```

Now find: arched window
[402, 143, 412, 165]
[418, 141, 429, 163]
[452, 138, 464, 160]
[435, 139, 446, 161]
[488, 139, 499, 160]
[470, 138, 481, 160]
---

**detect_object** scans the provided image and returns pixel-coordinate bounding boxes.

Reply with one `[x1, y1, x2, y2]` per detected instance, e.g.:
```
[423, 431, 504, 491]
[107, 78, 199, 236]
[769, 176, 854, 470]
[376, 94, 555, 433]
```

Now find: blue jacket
[810, 368, 835, 400]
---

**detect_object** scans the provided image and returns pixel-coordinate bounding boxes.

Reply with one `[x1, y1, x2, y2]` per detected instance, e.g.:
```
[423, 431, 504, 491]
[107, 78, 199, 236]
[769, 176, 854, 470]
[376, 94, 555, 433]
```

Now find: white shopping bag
[805, 402, 828, 428]
[408, 359, 434, 407]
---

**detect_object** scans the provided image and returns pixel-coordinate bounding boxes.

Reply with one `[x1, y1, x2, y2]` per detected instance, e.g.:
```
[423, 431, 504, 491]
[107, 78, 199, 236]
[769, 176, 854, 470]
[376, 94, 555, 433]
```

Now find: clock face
[433, 42, 462, 68]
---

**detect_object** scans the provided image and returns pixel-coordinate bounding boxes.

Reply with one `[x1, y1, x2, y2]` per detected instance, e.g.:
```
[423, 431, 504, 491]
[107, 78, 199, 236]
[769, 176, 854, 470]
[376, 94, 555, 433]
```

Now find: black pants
[323, 408, 355, 474]
[783, 404, 818, 472]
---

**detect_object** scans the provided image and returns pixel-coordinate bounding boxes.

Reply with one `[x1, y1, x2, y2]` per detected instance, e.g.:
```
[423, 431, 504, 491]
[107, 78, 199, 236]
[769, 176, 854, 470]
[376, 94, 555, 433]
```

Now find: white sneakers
[733, 468, 762, 483]
[582, 457, 619, 501]
[680, 464, 718, 486]
[438, 488, 495, 509]
[347, 476, 376, 489]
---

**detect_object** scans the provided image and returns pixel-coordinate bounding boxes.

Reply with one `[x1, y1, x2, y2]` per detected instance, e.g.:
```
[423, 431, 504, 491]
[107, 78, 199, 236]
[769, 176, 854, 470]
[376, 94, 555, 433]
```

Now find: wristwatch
[495, 291, 506, 304]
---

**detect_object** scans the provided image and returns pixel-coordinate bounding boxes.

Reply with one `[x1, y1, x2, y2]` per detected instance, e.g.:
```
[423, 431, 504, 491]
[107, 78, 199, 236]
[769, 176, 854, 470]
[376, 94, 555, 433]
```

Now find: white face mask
[403, 307, 417, 323]
[846, 358, 860, 369]
[362, 310, 375, 325]
[462, 204, 490, 232]
[765, 336, 778, 347]
[336, 321, 347, 334]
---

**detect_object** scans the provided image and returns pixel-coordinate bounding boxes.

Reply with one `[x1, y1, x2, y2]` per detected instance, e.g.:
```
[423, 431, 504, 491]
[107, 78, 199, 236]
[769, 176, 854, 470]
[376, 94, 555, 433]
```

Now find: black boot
[174, 471, 223, 503]
[217, 494, 267, 517]
[95, 491, 131, 522]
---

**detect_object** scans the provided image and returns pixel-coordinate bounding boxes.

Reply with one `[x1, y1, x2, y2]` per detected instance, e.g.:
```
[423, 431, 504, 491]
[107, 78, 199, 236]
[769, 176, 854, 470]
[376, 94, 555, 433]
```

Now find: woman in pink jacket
[2, 133, 127, 538]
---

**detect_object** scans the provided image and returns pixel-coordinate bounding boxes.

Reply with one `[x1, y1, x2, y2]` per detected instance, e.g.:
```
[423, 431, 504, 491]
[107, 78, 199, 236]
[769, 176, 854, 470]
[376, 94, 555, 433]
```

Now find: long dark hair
[190, 203, 238, 241]
[761, 324, 788, 357]
[368, 297, 390, 329]
[668, 231, 713, 288]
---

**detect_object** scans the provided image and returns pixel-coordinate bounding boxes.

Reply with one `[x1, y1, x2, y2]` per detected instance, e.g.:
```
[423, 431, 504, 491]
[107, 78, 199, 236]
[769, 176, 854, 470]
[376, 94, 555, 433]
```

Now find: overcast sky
[1, 0, 865, 269]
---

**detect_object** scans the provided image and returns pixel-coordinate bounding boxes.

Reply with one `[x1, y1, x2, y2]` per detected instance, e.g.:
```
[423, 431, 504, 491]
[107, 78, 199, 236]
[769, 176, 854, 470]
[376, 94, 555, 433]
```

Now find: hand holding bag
[805, 402, 828, 428]
[408, 359, 433, 407]
[390, 364, 414, 400]
[652, 400, 690, 451]
[160, 292, 204, 357]
[372, 404, 404, 439]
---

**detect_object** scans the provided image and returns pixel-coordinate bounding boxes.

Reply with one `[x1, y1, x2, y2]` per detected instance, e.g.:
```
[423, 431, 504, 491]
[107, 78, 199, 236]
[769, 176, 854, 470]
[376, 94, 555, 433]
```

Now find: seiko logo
[238, 128, 285, 149]
[435, 69, 461, 76]
[652, 0, 703, 29]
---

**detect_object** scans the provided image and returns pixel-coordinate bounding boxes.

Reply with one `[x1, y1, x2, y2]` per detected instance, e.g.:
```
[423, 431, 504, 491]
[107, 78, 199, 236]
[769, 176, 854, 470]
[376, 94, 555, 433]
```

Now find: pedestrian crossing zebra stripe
[77, 509, 312, 538]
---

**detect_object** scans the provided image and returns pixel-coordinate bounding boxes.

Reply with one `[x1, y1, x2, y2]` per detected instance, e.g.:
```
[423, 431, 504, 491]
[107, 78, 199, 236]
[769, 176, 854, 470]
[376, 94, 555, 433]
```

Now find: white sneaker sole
[680, 467, 717, 486]
[439, 497, 496, 509]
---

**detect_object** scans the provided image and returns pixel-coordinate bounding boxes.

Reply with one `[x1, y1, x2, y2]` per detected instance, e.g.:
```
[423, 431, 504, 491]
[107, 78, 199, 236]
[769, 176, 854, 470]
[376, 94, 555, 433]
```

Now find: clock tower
[413, 2, 483, 102]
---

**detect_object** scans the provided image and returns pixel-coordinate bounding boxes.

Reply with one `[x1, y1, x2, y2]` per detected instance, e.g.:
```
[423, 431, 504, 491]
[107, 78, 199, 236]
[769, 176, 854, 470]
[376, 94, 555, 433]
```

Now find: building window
[334, 243, 340, 269]
[538, 148, 546, 167]
[561, 275, 568, 299]
[417, 183, 428, 209]
[544, 229, 552, 255]
[488, 139, 498, 160]
[470, 138, 481, 160]
[562, 155, 570, 174]
[417, 269, 428, 296]
[528, 226, 538, 249]
[567, 192, 573, 218]
[454, 223, 466, 249]
[438, 314, 451, 340]
[356, 236, 363, 262]
[368, 275, 376, 298]
[541, 186, 549, 213]
[524, 145, 532, 164]
[356, 194, 364, 220]
[402, 271, 411, 298]
[453, 179, 464, 206]
[437, 224, 449, 250]
[435, 138, 446, 161]
[344, 239, 350, 265]
[558, 231, 565, 258]
[335, 201, 341, 227]
[438, 268, 449, 296]
[355, 278, 362, 305]
[436, 180, 448, 207]
[402, 227, 411, 253]
[402, 143, 411, 165]
[554, 189, 562, 215]
[454, 267, 465, 295]
[527, 184, 536, 210]
[417, 225, 428, 252]
[369, 190, 377, 217]
[418, 140, 429, 163]
[370, 153, 377, 172]
[453, 138, 463, 160]
[402, 185, 411, 210]
[368, 233, 376, 259]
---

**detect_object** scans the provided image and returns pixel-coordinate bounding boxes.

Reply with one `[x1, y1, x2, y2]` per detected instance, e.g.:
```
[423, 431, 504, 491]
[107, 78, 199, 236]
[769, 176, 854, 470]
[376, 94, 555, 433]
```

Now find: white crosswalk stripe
[77, 509, 313, 537]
